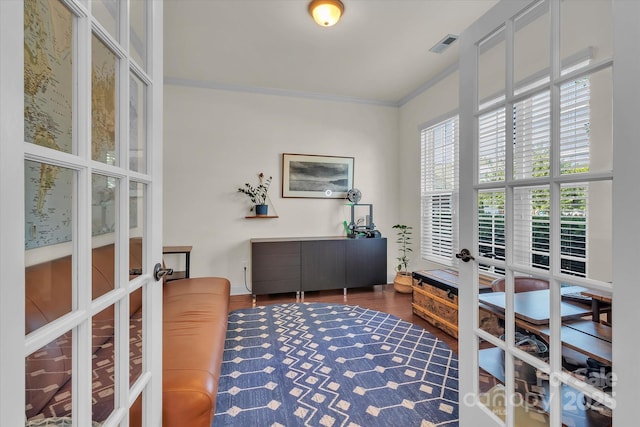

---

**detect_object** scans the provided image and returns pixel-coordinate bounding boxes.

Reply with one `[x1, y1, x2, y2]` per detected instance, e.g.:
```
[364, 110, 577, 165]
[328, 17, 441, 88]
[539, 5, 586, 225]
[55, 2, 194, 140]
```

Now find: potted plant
[392, 224, 413, 293]
[237, 172, 273, 215]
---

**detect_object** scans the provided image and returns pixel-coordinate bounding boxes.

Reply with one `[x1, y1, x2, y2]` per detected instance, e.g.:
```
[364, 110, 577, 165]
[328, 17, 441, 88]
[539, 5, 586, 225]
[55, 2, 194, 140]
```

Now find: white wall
[163, 85, 400, 294]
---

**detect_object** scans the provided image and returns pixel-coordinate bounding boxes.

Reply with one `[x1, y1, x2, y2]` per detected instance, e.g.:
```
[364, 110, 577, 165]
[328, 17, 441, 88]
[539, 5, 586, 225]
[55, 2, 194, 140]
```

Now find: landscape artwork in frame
[282, 153, 354, 198]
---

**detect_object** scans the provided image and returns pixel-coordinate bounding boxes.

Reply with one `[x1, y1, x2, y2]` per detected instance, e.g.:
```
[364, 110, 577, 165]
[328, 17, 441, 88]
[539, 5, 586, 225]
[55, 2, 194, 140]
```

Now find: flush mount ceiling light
[308, 0, 344, 27]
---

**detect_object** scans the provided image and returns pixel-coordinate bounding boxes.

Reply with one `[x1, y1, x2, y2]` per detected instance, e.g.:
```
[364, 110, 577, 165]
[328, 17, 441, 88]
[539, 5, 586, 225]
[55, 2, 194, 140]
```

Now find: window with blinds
[421, 78, 590, 271]
[477, 76, 590, 276]
[420, 116, 458, 264]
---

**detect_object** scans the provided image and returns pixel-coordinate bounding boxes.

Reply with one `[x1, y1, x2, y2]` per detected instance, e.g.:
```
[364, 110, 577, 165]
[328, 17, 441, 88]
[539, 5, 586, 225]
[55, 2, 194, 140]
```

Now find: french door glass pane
[513, 91, 551, 180]
[477, 342, 506, 419]
[92, 174, 117, 237]
[92, 34, 118, 165]
[24, 0, 74, 154]
[478, 27, 506, 110]
[129, 73, 147, 173]
[129, 182, 145, 271]
[559, 183, 588, 277]
[92, 174, 118, 299]
[478, 189, 505, 267]
[478, 108, 506, 183]
[129, 0, 147, 70]
[25, 161, 74, 329]
[561, 67, 612, 175]
[560, 77, 591, 175]
[576, 180, 611, 282]
[562, 383, 613, 425]
[92, 305, 115, 423]
[514, 1, 550, 93]
[561, 0, 612, 67]
[25, 331, 73, 422]
[559, 276, 613, 418]
[129, 288, 143, 387]
[512, 355, 549, 426]
[91, 0, 119, 41]
[513, 186, 550, 270]
[478, 295, 505, 341]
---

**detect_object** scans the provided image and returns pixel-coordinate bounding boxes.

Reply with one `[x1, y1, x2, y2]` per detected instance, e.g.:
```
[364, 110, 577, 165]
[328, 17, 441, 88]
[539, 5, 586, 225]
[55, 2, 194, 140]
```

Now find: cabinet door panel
[252, 242, 300, 295]
[346, 238, 387, 287]
[301, 240, 346, 291]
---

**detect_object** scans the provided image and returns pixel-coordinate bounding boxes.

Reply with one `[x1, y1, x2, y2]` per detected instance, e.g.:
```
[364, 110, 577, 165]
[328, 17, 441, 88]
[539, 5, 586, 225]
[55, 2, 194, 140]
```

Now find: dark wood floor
[229, 284, 458, 354]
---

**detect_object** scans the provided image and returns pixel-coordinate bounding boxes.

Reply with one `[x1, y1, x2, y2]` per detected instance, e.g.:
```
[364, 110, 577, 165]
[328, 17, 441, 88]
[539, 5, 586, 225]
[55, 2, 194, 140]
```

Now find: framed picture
[282, 153, 354, 198]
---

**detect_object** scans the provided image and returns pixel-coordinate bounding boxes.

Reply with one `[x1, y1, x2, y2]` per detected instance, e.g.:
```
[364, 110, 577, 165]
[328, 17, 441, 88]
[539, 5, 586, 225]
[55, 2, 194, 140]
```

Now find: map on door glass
[92, 35, 117, 164]
[24, 0, 73, 153]
[24, 0, 74, 249]
[24, 1, 118, 249]
[25, 160, 73, 249]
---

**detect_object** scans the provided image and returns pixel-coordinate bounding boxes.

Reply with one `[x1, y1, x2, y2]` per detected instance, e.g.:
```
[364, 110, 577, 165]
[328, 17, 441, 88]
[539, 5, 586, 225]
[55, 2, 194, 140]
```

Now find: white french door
[458, 0, 640, 426]
[0, 0, 163, 426]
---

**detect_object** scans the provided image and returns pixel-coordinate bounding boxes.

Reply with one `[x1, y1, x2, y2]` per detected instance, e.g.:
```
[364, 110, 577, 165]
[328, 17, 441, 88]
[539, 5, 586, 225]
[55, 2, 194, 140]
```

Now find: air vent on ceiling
[429, 34, 459, 54]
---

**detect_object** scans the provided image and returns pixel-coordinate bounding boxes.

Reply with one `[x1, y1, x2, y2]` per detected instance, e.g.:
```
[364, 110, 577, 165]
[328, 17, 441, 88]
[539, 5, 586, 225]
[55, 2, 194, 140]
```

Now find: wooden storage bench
[412, 269, 493, 338]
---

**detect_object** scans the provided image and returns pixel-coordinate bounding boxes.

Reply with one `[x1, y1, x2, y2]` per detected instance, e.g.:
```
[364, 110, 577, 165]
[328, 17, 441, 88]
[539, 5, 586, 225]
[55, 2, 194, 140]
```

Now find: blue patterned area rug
[213, 303, 459, 427]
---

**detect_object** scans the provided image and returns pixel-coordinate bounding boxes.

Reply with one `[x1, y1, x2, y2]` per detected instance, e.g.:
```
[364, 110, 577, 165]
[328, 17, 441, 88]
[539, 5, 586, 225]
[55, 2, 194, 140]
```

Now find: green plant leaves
[237, 174, 272, 205]
[393, 224, 413, 274]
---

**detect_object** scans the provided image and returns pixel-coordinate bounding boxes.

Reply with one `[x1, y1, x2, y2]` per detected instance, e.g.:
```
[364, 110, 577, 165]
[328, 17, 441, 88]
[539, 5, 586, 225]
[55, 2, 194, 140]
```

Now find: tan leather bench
[25, 239, 230, 426]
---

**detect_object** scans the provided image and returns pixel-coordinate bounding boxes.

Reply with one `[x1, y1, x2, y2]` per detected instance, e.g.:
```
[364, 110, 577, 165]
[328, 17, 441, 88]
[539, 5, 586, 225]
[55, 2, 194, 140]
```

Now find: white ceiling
[164, 0, 499, 106]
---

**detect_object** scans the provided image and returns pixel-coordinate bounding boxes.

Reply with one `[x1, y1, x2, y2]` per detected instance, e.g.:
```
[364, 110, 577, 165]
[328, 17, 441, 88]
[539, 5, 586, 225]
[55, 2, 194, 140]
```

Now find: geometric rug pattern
[213, 303, 459, 426]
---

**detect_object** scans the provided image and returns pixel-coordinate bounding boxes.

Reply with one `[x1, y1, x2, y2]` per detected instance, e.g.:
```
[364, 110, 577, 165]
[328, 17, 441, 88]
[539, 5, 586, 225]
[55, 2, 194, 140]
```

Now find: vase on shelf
[255, 204, 268, 216]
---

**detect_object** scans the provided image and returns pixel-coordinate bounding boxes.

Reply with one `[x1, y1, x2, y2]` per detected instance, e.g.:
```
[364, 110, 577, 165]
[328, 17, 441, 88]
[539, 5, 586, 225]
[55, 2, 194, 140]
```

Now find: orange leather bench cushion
[162, 277, 230, 427]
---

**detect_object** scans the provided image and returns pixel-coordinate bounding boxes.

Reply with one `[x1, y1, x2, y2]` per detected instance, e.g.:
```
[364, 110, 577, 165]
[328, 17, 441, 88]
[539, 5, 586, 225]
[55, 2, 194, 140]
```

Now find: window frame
[420, 114, 459, 266]
[420, 74, 591, 276]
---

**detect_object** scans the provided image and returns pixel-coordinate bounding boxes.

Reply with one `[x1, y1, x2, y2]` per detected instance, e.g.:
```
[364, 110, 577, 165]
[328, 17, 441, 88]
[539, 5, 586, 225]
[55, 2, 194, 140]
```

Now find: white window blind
[478, 190, 505, 272]
[510, 184, 588, 277]
[513, 90, 551, 179]
[513, 186, 550, 269]
[420, 116, 458, 264]
[559, 183, 588, 276]
[479, 108, 506, 183]
[560, 78, 590, 174]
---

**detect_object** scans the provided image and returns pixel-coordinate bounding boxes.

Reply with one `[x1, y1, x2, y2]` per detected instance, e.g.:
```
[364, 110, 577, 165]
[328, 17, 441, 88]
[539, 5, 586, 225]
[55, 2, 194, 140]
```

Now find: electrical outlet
[242, 260, 248, 270]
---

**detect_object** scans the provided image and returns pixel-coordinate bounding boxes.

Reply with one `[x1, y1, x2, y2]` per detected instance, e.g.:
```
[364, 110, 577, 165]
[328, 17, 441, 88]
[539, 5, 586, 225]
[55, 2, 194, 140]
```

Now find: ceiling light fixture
[308, 0, 344, 27]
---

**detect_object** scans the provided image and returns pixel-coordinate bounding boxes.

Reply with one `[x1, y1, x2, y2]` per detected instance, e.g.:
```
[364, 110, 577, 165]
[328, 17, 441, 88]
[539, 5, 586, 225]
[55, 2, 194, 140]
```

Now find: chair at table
[490, 277, 549, 293]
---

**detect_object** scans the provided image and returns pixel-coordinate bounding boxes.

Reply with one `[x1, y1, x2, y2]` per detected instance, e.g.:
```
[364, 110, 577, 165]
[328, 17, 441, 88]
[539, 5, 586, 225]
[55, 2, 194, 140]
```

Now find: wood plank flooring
[228, 284, 458, 354]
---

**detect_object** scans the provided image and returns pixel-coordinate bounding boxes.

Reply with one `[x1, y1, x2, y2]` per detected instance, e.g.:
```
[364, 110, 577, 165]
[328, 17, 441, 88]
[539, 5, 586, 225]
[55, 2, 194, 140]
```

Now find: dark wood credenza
[251, 236, 387, 296]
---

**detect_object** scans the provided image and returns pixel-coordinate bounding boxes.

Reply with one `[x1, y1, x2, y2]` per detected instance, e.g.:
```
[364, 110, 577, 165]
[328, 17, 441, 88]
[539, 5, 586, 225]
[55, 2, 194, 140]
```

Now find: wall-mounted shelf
[162, 245, 192, 281]
[245, 215, 279, 219]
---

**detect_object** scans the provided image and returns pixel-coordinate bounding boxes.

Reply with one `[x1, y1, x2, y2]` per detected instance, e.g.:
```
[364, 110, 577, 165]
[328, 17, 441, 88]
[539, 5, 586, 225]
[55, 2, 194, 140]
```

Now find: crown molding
[163, 76, 399, 108]
[165, 60, 464, 109]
